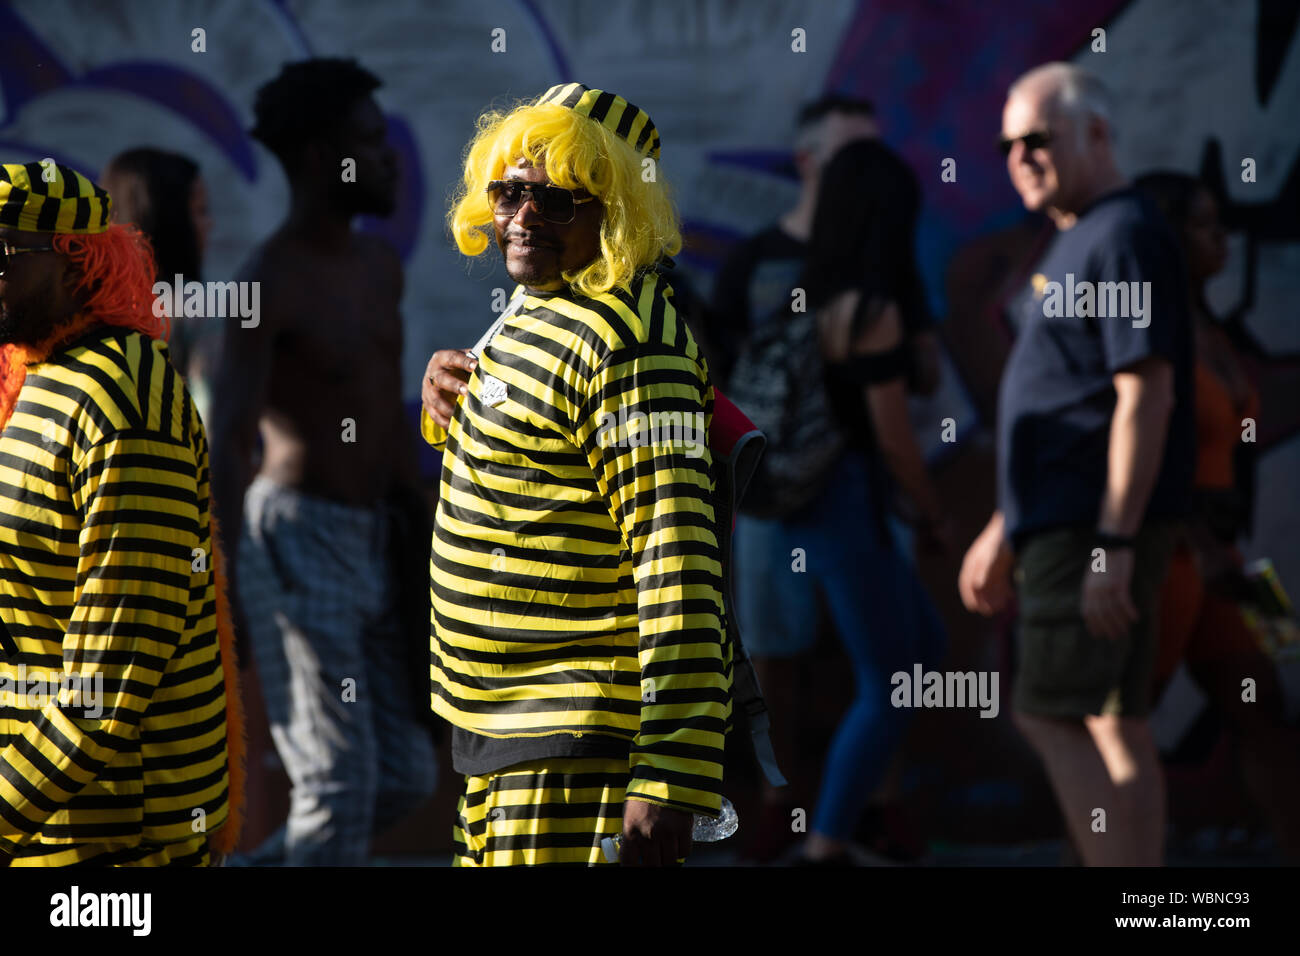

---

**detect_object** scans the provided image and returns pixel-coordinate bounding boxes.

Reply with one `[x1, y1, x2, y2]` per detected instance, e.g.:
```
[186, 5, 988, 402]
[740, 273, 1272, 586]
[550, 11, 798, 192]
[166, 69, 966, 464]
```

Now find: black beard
[505, 263, 552, 286]
[0, 300, 76, 348]
[0, 300, 41, 346]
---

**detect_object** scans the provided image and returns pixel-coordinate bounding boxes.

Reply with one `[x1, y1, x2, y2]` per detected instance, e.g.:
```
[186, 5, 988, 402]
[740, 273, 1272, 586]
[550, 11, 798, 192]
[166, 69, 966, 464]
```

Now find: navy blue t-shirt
[996, 186, 1194, 546]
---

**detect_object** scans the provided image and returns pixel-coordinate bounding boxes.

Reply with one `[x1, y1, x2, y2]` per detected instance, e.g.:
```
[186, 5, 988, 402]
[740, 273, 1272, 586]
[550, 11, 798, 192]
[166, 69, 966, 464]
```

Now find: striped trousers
[453, 756, 687, 867]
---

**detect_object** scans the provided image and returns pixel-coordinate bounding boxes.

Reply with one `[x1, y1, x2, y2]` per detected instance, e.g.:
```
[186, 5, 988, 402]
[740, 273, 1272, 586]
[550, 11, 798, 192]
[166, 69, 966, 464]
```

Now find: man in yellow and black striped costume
[0, 162, 241, 866]
[424, 84, 730, 866]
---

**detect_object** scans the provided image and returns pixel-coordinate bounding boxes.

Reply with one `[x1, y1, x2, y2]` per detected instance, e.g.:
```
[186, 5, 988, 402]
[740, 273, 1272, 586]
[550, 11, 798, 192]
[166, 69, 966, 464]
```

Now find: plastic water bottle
[600, 796, 739, 863]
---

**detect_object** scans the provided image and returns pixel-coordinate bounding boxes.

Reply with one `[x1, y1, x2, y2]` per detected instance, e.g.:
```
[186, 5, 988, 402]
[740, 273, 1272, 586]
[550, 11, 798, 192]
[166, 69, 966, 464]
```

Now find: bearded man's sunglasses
[0, 240, 55, 277]
[486, 180, 595, 224]
[998, 130, 1054, 156]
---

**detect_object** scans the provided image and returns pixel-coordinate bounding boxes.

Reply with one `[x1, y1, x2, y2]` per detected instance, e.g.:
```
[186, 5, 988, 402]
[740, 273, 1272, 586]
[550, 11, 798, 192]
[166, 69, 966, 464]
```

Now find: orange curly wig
[1, 223, 169, 430]
[0, 222, 245, 856]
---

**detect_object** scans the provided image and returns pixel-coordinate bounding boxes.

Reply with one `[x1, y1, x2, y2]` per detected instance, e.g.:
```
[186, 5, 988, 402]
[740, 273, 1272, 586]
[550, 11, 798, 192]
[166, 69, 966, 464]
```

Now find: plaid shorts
[237, 476, 437, 865]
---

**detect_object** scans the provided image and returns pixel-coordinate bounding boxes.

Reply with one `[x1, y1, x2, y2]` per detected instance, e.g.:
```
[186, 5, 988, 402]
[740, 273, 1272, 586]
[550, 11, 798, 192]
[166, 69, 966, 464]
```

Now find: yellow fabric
[452, 756, 686, 866]
[420, 404, 447, 450]
[6, 833, 209, 867]
[427, 273, 731, 817]
[0, 162, 112, 234]
[0, 327, 230, 853]
[453, 756, 625, 866]
[535, 83, 660, 159]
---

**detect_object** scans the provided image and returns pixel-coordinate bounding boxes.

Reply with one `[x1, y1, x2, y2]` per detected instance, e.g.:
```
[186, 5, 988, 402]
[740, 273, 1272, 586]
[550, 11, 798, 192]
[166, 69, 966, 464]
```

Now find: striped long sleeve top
[423, 272, 733, 817]
[0, 326, 230, 853]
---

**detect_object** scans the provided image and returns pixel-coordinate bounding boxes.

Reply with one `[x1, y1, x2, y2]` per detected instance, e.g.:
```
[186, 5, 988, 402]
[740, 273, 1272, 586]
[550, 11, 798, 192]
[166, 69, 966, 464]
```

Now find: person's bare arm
[1082, 356, 1175, 639]
[1097, 357, 1176, 535]
[959, 510, 1015, 615]
[846, 301, 947, 542]
[208, 264, 281, 609]
[908, 328, 943, 398]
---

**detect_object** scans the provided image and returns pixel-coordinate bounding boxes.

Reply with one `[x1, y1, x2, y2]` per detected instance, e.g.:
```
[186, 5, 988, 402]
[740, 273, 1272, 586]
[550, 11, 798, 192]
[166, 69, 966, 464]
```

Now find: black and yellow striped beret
[0, 161, 112, 234]
[535, 83, 661, 160]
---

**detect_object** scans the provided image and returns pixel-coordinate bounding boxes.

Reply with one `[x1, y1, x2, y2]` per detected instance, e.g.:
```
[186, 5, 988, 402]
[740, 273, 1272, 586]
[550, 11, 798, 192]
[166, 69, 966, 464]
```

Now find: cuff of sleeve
[0, 757, 44, 845]
[420, 406, 448, 450]
[623, 791, 720, 819]
[0, 810, 38, 846]
[625, 761, 723, 818]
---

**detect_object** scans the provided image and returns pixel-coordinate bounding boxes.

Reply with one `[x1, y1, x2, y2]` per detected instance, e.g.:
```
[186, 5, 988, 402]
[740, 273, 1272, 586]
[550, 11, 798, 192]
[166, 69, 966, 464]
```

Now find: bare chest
[278, 271, 402, 381]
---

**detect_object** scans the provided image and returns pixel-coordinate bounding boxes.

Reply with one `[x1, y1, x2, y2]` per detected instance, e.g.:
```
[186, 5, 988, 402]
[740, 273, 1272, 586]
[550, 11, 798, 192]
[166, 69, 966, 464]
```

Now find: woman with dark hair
[101, 148, 215, 416]
[1135, 170, 1300, 859]
[788, 139, 950, 864]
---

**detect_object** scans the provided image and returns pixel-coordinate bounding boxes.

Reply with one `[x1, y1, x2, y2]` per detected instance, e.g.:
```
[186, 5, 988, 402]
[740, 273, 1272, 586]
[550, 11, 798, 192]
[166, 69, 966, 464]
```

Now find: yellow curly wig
[448, 101, 681, 297]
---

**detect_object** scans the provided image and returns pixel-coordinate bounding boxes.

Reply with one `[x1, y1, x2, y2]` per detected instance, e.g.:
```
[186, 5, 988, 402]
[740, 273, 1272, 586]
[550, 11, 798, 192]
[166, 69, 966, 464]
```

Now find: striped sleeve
[0, 429, 198, 843]
[420, 405, 449, 451]
[576, 345, 727, 817]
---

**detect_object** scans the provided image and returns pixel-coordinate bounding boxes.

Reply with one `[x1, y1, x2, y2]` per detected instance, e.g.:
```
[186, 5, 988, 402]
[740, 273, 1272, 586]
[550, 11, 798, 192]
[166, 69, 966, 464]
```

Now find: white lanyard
[470, 288, 528, 359]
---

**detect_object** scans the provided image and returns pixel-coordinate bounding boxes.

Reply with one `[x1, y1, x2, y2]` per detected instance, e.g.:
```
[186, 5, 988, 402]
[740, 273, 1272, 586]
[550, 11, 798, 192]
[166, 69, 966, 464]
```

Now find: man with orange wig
[0, 161, 242, 866]
[423, 84, 731, 866]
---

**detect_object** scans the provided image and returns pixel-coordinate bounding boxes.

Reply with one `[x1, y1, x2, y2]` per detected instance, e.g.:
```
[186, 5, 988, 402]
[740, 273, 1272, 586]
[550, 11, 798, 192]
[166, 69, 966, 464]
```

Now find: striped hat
[0, 161, 112, 234]
[535, 83, 661, 160]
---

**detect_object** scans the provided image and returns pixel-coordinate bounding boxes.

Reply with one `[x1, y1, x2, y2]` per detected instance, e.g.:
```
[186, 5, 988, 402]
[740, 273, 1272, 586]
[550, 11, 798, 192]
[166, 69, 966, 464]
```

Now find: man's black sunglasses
[485, 180, 595, 224]
[998, 130, 1054, 156]
[0, 240, 55, 277]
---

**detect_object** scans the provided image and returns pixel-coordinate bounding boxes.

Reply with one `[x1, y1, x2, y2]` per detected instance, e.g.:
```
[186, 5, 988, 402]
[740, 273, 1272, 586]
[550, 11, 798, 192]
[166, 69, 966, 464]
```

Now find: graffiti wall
[2, 0, 1295, 846]
[2, 0, 1297, 640]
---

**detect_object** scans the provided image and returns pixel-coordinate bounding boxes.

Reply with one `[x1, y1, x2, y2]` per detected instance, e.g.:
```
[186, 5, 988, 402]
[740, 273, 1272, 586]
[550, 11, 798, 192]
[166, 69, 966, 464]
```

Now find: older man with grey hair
[958, 62, 1194, 866]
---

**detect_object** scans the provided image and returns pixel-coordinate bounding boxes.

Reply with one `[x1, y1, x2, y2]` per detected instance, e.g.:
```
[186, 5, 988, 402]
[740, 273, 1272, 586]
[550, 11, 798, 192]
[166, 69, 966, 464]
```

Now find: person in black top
[708, 95, 939, 393]
[707, 95, 882, 863]
[710, 96, 951, 864]
[959, 62, 1193, 867]
[787, 138, 952, 865]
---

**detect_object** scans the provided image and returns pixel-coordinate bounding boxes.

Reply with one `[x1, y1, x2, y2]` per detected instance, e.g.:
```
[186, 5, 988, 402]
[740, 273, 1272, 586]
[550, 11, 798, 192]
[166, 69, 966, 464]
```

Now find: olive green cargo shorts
[1012, 522, 1177, 718]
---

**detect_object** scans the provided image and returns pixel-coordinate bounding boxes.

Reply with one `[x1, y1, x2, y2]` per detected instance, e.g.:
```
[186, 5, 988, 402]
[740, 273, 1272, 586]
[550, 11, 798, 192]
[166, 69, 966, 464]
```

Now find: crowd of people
[0, 53, 1295, 867]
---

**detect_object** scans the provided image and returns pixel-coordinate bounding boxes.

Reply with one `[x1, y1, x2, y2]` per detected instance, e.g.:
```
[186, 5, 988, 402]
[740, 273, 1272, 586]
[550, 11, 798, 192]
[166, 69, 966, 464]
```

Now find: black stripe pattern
[0, 329, 229, 853]
[422, 272, 730, 816]
[535, 83, 661, 160]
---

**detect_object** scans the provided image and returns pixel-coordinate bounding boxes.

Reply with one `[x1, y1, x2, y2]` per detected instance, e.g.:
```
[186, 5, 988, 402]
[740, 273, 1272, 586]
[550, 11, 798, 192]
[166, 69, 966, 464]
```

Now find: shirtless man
[211, 58, 436, 866]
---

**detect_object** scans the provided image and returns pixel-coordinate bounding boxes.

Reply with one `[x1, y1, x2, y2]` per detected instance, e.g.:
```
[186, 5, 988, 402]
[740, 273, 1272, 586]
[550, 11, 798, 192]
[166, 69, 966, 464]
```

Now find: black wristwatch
[1094, 530, 1136, 550]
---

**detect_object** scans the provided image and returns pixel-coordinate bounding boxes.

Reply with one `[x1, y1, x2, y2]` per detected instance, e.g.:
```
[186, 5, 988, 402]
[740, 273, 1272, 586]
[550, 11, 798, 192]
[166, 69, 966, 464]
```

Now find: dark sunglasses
[998, 130, 1054, 156]
[0, 240, 55, 277]
[486, 180, 595, 224]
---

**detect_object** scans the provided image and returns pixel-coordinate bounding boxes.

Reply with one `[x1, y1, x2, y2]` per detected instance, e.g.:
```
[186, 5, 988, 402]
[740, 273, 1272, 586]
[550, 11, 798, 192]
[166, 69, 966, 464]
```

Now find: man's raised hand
[422, 349, 476, 429]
